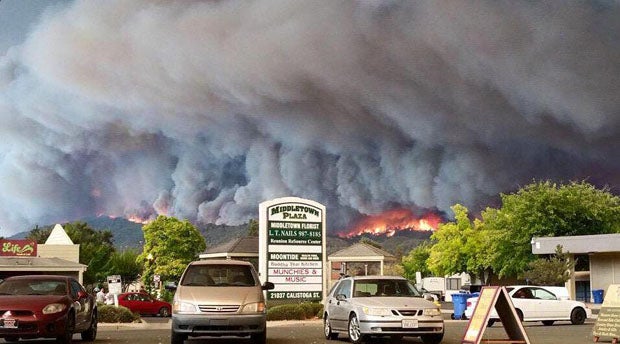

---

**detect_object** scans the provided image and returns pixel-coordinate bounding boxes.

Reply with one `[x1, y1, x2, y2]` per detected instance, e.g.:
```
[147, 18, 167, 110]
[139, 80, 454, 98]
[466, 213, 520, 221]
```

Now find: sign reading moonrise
[259, 197, 326, 301]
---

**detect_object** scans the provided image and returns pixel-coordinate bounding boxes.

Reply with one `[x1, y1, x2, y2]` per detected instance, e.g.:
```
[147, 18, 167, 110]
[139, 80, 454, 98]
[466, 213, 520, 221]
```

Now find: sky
[0, 0, 618, 236]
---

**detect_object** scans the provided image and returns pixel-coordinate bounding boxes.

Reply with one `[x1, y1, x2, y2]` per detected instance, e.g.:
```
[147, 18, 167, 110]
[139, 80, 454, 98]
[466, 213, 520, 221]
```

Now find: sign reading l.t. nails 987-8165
[259, 197, 326, 301]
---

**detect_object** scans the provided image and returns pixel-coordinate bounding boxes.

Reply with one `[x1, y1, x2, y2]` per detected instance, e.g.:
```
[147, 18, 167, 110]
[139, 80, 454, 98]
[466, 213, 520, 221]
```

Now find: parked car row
[0, 267, 592, 344]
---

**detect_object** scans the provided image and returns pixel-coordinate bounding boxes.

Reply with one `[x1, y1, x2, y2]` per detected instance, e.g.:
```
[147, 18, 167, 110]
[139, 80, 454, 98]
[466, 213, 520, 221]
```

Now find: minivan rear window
[181, 264, 256, 287]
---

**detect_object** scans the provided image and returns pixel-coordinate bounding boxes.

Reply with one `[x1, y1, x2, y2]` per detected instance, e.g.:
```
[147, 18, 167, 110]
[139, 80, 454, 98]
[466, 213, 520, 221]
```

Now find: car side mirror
[336, 294, 347, 301]
[262, 282, 275, 290]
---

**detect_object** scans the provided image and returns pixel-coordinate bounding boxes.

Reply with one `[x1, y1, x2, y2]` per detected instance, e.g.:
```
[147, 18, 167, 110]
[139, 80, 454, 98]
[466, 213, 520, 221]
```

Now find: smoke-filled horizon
[0, 0, 618, 236]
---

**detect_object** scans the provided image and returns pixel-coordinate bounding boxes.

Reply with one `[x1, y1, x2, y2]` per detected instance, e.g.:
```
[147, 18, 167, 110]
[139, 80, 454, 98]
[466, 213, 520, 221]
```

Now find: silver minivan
[168, 259, 274, 344]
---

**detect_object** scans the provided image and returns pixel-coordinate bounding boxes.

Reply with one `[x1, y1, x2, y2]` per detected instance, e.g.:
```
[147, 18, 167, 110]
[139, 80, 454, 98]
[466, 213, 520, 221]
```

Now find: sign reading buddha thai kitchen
[0, 239, 37, 257]
[259, 197, 326, 301]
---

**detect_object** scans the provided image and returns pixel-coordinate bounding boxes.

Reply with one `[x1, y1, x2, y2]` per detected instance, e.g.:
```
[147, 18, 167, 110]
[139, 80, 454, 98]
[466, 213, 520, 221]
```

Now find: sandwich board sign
[593, 284, 620, 343]
[259, 197, 326, 302]
[462, 286, 531, 344]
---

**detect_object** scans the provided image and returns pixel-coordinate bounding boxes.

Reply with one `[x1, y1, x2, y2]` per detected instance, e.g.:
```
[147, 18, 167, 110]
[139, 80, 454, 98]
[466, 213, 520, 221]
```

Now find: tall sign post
[259, 197, 326, 302]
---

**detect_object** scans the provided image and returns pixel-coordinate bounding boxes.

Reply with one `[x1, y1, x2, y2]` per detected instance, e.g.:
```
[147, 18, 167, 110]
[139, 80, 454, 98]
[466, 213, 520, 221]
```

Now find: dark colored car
[118, 292, 171, 317]
[0, 275, 97, 343]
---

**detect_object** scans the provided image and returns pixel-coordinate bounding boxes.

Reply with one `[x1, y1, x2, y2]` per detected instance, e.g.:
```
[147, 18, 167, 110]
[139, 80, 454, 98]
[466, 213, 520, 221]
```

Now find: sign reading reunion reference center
[259, 197, 326, 301]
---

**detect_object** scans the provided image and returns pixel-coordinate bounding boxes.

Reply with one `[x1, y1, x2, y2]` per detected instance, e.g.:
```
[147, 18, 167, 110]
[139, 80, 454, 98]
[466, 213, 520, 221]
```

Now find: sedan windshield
[353, 279, 422, 297]
[0, 279, 67, 296]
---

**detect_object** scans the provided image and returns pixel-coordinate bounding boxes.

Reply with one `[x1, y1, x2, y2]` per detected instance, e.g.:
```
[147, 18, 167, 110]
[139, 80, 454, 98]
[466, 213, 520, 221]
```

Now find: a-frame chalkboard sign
[593, 284, 620, 344]
[462, 286, 531, 344]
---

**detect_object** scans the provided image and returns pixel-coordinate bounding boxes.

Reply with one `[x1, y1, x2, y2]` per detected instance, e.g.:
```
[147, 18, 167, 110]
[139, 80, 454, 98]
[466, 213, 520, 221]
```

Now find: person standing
[96, 288, 106, 304]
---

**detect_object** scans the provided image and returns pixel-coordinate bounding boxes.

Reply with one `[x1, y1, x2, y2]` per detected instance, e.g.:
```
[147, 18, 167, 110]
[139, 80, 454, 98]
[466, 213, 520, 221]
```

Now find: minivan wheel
[171, 330, 187, 344]
[250, 329, 266, 344]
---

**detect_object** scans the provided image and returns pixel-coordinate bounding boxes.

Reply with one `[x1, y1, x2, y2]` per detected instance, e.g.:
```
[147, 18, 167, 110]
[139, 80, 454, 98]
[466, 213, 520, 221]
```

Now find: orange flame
[340, 208, 442, 238]
[100, 214, 152, 225]
[126, 214, 152, 225]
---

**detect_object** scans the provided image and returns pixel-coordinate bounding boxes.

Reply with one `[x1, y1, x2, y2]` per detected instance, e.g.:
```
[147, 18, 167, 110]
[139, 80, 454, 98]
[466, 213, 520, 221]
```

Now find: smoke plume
[0, 0, 618, 235]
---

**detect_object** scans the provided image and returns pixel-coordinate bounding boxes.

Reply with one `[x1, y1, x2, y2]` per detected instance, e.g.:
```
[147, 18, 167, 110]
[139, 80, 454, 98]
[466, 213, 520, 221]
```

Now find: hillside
[9, 217, 432, 256]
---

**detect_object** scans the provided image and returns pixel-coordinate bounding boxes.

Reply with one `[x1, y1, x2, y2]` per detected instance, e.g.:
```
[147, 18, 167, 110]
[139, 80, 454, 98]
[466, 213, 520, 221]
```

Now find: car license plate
[2, 319, 17, 329]
[402, 319, 418, 328]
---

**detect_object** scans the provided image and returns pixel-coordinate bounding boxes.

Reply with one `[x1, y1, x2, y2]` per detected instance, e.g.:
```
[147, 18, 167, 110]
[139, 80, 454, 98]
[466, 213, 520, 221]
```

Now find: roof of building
[0, 257, 87, 270]
[328, 242, 396, 260]
[204, 236, 259, 254]
[44, 224, 74, 245]
[531, 233, 620, 255]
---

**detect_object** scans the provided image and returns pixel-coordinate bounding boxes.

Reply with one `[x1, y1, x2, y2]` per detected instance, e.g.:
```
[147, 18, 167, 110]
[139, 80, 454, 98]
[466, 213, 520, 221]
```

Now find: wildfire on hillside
[103, 213, 153, 225]
[339, 208, 443, 238]
[126, 214, 152, 225]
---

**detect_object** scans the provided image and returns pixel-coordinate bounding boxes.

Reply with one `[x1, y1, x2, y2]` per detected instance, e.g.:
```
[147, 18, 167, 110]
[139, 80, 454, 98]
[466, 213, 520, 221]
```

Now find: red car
[117, 292, 171, 317]
[0, 275, 97, 343]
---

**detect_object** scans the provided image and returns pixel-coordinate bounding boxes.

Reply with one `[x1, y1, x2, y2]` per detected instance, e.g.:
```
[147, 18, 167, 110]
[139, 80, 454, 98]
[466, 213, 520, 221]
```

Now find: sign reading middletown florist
[259, 197, 326, 301]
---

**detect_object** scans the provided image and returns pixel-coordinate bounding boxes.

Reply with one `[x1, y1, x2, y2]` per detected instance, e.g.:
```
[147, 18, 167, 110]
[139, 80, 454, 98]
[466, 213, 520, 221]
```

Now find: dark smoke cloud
[0, 0, 618, 235]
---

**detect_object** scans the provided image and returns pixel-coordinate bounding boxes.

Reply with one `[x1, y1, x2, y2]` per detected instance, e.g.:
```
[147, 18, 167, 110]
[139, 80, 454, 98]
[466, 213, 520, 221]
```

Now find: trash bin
[451, 293, 471, 320]
[592, 289, 604, 304]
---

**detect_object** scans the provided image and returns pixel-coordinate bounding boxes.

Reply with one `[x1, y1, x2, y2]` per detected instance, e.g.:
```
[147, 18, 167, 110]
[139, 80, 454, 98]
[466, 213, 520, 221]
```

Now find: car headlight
[42, 303, 67, 314]
[174, 301, 199, 314]
[423, 308, 442, 317]
[362, 307, 392, 316]
[240, 302, 266, 314]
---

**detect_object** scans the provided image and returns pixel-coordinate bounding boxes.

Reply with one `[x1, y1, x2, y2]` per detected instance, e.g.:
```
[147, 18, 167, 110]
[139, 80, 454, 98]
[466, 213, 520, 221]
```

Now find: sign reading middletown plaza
[259, 197, 326, 301]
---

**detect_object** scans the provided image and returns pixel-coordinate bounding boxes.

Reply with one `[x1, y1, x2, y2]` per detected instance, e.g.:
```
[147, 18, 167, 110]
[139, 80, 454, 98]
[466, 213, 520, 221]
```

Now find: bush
[98, 304, 141, 323]
[266, 302, 323, 321]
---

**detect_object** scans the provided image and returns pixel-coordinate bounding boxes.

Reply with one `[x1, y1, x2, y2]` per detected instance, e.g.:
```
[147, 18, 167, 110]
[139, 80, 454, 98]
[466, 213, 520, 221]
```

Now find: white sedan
[464, 285, 592, 326]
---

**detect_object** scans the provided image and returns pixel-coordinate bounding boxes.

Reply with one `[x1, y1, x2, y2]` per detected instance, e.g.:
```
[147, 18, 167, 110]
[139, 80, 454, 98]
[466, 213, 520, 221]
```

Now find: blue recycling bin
[592, 289, 604, 304]
[452, 293, 471, 320]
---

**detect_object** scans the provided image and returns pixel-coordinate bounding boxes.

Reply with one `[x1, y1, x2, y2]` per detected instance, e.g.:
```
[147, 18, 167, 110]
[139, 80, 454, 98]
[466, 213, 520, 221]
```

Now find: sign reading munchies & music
[259, 197, 326, 301]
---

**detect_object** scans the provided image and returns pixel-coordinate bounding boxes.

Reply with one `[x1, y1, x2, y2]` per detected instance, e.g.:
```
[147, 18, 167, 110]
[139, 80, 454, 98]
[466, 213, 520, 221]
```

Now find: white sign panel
[259, 197, 326, 301]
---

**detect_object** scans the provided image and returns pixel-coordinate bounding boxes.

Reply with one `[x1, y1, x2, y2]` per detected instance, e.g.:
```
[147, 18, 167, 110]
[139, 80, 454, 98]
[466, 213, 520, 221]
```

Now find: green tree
[138, 216, 206, 288]
[483, 180, 620, 278]
[103, 249, 142, 291]
[27, 222, 115, 286]
[26, 224, 52, 243]
[424, 205, 496, 284]
[523, 245, 575, 286]
[247, 219, 259, 237]
[401, 241, 432, 279]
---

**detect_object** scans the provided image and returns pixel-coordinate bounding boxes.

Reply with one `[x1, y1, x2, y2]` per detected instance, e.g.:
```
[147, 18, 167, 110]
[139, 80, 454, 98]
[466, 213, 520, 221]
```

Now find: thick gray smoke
[0, 0, 618, 235]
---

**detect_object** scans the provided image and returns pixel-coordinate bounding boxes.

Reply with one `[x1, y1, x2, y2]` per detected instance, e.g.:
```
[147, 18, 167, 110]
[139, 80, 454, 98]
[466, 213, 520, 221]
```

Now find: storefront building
[0, 224, 87, 283]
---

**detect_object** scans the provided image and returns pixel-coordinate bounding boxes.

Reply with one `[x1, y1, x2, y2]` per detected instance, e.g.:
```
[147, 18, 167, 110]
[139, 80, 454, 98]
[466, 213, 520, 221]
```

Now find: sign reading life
[260, 198, 326, 301]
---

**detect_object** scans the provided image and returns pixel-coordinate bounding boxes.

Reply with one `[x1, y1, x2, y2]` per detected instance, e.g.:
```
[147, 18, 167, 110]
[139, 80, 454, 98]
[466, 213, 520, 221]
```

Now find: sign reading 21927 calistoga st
[259, 197, 326, 301]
